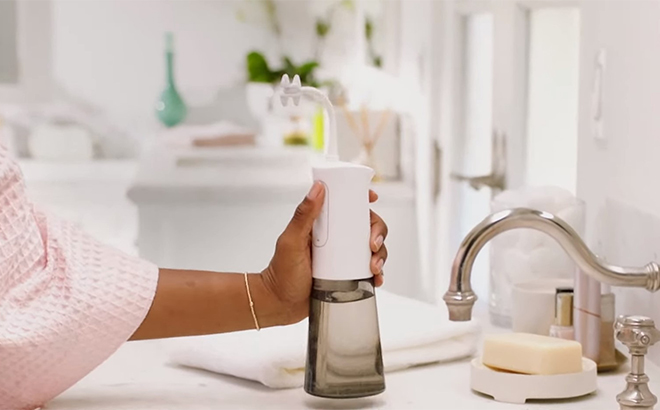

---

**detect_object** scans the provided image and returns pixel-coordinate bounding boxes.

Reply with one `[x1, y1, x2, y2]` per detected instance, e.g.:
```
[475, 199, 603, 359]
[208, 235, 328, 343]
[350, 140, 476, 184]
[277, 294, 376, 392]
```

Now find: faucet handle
[615, 315, 660, 355]
[615, 315, 660, 409]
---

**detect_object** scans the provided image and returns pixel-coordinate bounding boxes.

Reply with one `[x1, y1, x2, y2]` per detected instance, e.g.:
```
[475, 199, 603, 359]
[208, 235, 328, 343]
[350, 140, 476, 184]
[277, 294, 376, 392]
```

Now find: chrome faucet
[443, 208, 660, 322]
[442, 207, 660, 409]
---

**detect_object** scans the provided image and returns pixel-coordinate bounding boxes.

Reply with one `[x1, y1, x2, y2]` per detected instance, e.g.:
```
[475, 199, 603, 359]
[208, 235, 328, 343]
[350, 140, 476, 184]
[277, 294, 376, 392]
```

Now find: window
[524, 7, 580, 194]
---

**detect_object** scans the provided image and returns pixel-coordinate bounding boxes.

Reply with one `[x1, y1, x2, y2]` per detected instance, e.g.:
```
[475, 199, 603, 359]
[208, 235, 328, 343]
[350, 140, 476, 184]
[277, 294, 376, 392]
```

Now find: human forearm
[129, 268, 292, 340]
[129, 184, 389, 341]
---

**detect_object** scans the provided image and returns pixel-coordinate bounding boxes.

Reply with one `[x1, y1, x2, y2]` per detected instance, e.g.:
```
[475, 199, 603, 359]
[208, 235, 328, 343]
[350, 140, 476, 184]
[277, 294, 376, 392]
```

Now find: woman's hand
[261, 181, 389, 325]
[131, 181, 387, 340]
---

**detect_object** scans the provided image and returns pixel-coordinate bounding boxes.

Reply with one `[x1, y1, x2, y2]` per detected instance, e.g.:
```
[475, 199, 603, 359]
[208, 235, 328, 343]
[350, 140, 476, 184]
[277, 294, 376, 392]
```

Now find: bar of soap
[482, 333, 583, 375]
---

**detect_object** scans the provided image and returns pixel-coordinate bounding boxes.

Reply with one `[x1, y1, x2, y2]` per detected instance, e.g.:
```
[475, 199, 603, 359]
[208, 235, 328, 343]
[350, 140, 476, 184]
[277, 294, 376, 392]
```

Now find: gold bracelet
[244, 272, 260, 331]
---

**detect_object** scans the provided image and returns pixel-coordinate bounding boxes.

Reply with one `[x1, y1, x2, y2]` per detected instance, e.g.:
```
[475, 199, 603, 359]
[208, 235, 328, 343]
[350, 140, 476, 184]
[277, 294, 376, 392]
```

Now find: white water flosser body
[278, 74, 385, 398]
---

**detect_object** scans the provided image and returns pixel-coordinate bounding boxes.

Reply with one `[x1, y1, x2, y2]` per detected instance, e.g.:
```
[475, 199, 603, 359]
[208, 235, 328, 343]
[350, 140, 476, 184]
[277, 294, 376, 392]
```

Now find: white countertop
[127, 145, 414, 204]
[18, 159, 138, 183]
[130, 145, 313, 191]
[49, 312, 647, 410]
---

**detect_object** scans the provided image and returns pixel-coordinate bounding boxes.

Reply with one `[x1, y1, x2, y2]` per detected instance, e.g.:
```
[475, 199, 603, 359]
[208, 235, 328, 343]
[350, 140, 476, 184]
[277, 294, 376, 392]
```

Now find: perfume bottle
[598, 290, 618, 371]
[156, 32, 187, 127]
[549, 288, 575, 340]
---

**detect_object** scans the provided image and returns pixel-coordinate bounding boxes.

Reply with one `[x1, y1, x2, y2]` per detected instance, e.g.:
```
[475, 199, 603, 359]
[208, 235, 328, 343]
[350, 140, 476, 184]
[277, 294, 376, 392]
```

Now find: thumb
[286, 181, 325, 239]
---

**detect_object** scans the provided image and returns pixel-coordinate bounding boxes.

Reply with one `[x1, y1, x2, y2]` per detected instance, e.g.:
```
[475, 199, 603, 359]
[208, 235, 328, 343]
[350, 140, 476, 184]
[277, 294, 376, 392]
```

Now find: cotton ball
[498, 248, 531, 285]
[492, 189, 523, 211]
[523, 186, 575, 214]
[490, 242, 514, 274]
[557, 205, 586, 236]
[491, 229, 519, 249]
[526, 246, 575, 280]
[510, 228, 546, 253]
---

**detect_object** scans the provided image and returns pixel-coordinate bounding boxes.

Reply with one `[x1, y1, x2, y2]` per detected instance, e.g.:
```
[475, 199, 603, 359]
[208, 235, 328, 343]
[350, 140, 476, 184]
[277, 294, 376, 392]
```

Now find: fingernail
[376, 258, 384, 273]
[307, 182, 322, 199]
[374, 235, 384, 249]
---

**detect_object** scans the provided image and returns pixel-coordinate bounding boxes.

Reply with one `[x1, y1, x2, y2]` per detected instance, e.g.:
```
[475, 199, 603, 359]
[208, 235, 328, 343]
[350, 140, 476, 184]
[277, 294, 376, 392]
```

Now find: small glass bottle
[549, 288, 575, 340]
[597, 291, 618, 371]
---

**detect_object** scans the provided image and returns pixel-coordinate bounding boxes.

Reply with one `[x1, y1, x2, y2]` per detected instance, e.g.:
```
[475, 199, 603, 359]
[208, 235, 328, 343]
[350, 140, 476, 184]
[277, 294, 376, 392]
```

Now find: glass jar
[488, 186, 585, 327]
[283, 115, 310, 146]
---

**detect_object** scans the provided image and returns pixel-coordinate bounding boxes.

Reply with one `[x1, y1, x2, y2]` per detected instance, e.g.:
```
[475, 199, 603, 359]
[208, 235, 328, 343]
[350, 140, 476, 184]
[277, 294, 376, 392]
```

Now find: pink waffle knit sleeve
[0, 145, 159, 410]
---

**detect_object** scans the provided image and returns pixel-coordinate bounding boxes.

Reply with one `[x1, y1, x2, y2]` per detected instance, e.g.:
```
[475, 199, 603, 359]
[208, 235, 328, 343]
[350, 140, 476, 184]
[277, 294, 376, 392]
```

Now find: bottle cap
[555, 288, 574, 326]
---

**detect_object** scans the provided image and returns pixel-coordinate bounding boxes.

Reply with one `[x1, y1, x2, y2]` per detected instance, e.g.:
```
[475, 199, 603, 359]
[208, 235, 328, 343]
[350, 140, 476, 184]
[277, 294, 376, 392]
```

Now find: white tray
[470, 357, 598, 404]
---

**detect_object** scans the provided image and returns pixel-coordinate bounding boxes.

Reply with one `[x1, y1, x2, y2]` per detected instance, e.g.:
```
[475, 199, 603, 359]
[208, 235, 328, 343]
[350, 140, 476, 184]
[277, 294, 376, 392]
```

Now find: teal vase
[156, 32, 187, 127]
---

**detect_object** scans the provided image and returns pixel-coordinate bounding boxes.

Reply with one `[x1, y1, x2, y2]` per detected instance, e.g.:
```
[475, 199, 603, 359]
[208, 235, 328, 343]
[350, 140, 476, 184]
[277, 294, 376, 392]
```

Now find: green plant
[246, 51, 274, 83]
[313, 0, 354, 60]
[239, 0, 358, 88]
[246, 51, 321, 87]
[365, 16, 382, 68]
[237, 1, 279, 31]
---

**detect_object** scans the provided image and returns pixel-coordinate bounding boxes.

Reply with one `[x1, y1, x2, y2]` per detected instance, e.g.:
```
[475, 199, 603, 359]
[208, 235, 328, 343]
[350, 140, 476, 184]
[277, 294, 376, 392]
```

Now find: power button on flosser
[313, 182, 329, 247]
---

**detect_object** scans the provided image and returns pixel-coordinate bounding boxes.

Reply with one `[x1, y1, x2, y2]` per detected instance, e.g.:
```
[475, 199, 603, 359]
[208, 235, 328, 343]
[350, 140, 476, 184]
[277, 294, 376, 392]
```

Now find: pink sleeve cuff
[0, 146, 159, 410]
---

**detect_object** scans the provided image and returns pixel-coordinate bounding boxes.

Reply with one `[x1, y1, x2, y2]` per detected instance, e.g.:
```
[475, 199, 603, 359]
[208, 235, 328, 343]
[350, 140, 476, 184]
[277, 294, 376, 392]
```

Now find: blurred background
[1, 0, 659, 325]
[0, 0, 432, 303]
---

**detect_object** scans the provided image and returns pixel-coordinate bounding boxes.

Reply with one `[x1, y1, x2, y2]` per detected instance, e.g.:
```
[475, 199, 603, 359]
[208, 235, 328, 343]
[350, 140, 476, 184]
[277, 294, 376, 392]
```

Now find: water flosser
[278, 74, 386, 398]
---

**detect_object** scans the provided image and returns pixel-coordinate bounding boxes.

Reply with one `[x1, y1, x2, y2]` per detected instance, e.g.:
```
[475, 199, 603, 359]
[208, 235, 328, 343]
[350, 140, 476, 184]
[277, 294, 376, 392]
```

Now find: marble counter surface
[49, 313, 647, 410]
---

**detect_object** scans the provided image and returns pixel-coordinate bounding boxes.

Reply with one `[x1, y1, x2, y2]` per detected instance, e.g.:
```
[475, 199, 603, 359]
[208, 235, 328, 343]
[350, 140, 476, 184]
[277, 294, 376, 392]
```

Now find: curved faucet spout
[443, 208, 660, 321]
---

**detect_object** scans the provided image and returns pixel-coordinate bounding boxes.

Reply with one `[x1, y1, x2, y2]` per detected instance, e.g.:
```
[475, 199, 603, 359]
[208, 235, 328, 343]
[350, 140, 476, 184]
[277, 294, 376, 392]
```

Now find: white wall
[0, 0, 53, 103]
[577, 0, 660, 364]
[52, 0, 263, 123]
[49, 0, 361, 125]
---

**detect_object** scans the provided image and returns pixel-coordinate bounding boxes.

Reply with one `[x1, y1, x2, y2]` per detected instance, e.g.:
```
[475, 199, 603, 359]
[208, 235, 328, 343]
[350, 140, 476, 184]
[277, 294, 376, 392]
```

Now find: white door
[433, 0, 581, 305]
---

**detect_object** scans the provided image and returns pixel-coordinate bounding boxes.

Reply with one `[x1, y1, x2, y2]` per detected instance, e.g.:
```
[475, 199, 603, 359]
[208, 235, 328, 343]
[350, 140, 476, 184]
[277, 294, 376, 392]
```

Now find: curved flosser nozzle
[280, 74, 302, 107]
[278, 74, 338, 161]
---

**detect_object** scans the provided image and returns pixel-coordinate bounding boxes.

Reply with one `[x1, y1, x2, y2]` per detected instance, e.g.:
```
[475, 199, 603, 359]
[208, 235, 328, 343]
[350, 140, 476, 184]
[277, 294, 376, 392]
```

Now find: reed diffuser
[338, 101, 391, 182]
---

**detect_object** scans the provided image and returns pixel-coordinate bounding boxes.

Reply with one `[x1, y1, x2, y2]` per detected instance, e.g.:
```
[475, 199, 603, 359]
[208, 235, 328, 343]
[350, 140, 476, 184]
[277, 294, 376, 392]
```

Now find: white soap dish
[470, 357, 598, 404]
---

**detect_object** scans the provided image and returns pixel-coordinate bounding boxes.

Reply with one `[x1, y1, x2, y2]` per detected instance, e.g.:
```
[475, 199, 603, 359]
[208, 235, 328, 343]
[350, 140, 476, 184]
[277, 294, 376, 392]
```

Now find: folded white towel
[169, 290, 481, 389]
[160, 120, 255, 147]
